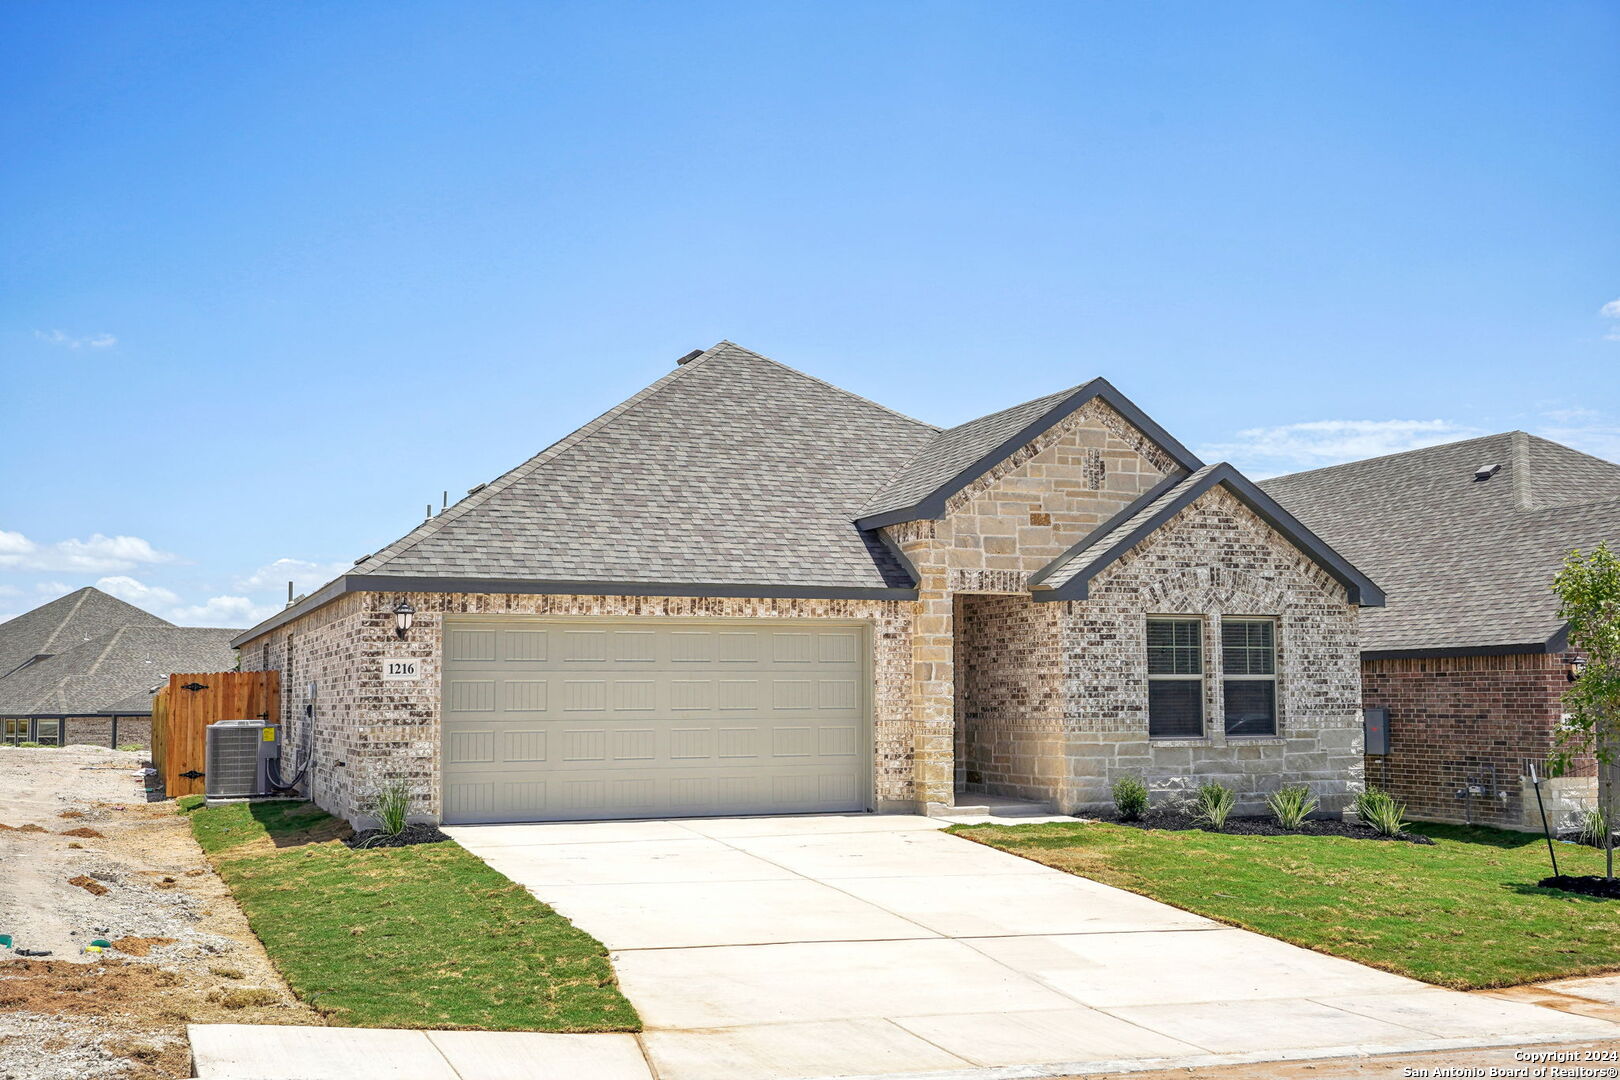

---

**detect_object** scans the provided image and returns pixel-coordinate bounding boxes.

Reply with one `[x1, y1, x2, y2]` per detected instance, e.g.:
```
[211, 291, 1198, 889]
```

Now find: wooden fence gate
[151, 671, 280, 798]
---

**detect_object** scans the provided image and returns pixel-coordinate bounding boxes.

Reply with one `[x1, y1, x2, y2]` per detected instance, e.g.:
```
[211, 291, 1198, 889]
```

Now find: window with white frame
[1147, 617, 1204, 738]
[1222, 617, 1277, 736]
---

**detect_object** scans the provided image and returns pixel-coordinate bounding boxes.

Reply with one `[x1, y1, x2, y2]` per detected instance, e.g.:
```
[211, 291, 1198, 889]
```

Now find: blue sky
[3, 1, 1617, 626]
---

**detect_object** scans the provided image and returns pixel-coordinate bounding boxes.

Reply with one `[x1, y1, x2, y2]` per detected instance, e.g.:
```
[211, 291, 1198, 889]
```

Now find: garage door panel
[443, 617, 871, 824]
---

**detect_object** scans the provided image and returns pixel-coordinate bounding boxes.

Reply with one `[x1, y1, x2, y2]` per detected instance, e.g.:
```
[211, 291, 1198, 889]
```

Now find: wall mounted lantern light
[1567, 655, 1587, 682]
[393, 600, 416, 639]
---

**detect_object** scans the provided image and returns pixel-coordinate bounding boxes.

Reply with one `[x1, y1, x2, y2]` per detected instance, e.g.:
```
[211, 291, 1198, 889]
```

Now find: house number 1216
[382, 659, 421, 681]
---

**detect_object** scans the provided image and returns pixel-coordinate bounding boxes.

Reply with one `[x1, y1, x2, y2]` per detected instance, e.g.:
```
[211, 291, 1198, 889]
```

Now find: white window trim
[1221, 616, 1278, 737]
[1147, 615, 1206, 739]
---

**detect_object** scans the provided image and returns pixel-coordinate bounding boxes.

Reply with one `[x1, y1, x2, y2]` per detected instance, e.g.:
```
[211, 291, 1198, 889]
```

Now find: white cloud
[35, 329, 117, 349]
[237, 557, 349, 595]
[0, 530, 178, 573]
[0, 584, 17, 597]
[1198, 419, 1483, 478]
[1602, 298, 1620, 341]
[34, 581, 71, 596]
[95, 575, 180, 608]
[1536, 411, 1620, 463]
[167, 595, 279, 627]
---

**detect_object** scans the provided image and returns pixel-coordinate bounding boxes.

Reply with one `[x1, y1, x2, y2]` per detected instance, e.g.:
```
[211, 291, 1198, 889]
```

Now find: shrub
[116, 743, 144, 753]
[1112, 776, 1149, 821]
[1577, 806, 1611, 849]
[1354, 786, 1411, 837]
[367, 780, 411, 840]
[1266, 784, 1319, 830]
[1191, 782, 1236, 830]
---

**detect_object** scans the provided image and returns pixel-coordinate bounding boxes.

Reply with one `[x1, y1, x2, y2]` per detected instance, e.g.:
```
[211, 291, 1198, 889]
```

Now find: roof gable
[1031, 463, 1384, 606]
[855, 378, 1203, 528]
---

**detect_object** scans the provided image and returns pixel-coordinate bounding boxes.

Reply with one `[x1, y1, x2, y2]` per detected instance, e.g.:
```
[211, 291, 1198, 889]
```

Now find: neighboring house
[233, 342, 1382, 827]
[1263, 432, 1620, 830]
[0, 587, 240, 749]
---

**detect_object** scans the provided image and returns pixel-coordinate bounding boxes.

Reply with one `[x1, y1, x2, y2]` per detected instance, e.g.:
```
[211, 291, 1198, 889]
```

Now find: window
[1147, 618, 1204, 738]
[1222, 618, 1277, 736]
[34, 719, 60, 746]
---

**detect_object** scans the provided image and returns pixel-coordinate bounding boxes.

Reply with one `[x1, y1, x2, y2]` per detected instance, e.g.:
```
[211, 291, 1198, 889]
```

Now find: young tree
[1552, 542, 1620, 880]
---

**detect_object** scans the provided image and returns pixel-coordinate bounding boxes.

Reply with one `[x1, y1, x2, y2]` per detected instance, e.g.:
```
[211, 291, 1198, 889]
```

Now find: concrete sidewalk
[190, 813, 1620, 1080]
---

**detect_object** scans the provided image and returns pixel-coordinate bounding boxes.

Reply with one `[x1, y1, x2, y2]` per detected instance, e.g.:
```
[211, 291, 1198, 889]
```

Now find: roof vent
[353, 554, 371, 565]
[1474, 463, 1502, 482]
[467, 482, 487, 495]
[675, 348, 704, 366]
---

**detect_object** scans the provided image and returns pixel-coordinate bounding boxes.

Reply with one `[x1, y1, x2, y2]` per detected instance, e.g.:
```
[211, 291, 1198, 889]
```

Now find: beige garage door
[440, 617, 872, 824]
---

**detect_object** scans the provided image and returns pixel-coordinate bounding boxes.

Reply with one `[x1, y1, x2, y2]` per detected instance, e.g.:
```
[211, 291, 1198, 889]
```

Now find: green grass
[949, 820, 1620, 990]
[185, 800, 640, 1031]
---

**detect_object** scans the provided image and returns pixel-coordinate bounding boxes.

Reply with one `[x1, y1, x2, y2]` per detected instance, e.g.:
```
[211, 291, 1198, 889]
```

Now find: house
[0, 587, 240, 749]
[1262, 432, 1620, 830]
[232, 342, 1382, 827]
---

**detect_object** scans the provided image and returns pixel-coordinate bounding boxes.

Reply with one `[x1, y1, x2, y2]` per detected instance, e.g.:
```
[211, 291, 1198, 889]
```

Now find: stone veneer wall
[240, 592, 916, 826]
[955, 594, 1066, 805]
[1060, 486, 1365, 816]
[1362, 651, 1596, 831]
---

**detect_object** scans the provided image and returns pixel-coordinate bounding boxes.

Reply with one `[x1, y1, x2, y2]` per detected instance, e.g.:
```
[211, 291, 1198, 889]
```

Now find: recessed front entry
[440, 616, 873, 823]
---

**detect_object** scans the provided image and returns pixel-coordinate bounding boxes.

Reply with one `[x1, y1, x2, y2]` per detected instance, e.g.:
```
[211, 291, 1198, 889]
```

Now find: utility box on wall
[1363, 706, 1391, 755]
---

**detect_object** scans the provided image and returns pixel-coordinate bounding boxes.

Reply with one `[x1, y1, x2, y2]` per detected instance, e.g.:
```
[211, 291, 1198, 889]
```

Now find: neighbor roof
[0, 587, 242, 717]
[0, 624, 239, 718]
[1261, 432, 1620, 656]
[0, 586, 168, 681]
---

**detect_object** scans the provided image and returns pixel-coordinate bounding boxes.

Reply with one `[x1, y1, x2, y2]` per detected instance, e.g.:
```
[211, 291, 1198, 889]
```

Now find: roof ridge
[81, 627, 126, 676]
[711, 342, 939, 431]
[1264, 430, 1510, 483]
[36, 587, 92, 656]
[354, 343, 734, 576]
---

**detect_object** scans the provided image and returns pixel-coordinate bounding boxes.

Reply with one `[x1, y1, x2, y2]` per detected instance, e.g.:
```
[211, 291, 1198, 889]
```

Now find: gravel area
[0, 745, 320, 1080]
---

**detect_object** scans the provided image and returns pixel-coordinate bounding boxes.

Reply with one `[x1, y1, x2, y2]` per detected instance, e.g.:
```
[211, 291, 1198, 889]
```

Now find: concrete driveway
[446, 813, 1620, 1080]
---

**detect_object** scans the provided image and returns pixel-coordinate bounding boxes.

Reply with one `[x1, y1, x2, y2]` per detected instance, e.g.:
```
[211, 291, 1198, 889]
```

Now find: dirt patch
[0, 745, 320, 1079]
[68, 875, 110, 897]
[110, 937, 175, 957]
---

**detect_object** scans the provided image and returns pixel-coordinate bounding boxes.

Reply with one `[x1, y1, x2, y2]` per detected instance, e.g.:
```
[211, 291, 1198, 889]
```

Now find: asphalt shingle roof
[0, 624, 239, 717]
[350, 342, 939, 589]
[1260, 432, 1620, 654]
[858, 384, 1084, 519]
[0, 587, 168, 681]
[0, 587, 242, 717]
[1035, 466, 1222, 590]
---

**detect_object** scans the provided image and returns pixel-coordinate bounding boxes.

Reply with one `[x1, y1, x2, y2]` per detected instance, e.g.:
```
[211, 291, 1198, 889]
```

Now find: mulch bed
[1538, 875, 1620, 899]
[344, 823, 450, 849]
[1105, 809, 1435, 845]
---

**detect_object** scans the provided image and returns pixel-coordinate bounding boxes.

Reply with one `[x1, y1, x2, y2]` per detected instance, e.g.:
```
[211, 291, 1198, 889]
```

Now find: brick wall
[241, 593, 916, 826]
[1362, 651, 1597, 830]
[63, 716, 153, 750]
[956, 593, 1065, 803]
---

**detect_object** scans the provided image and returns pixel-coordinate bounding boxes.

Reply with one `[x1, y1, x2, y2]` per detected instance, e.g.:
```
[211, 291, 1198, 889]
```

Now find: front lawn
[950, 819, 1620, 990]
[181, 797, 640, 1031]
